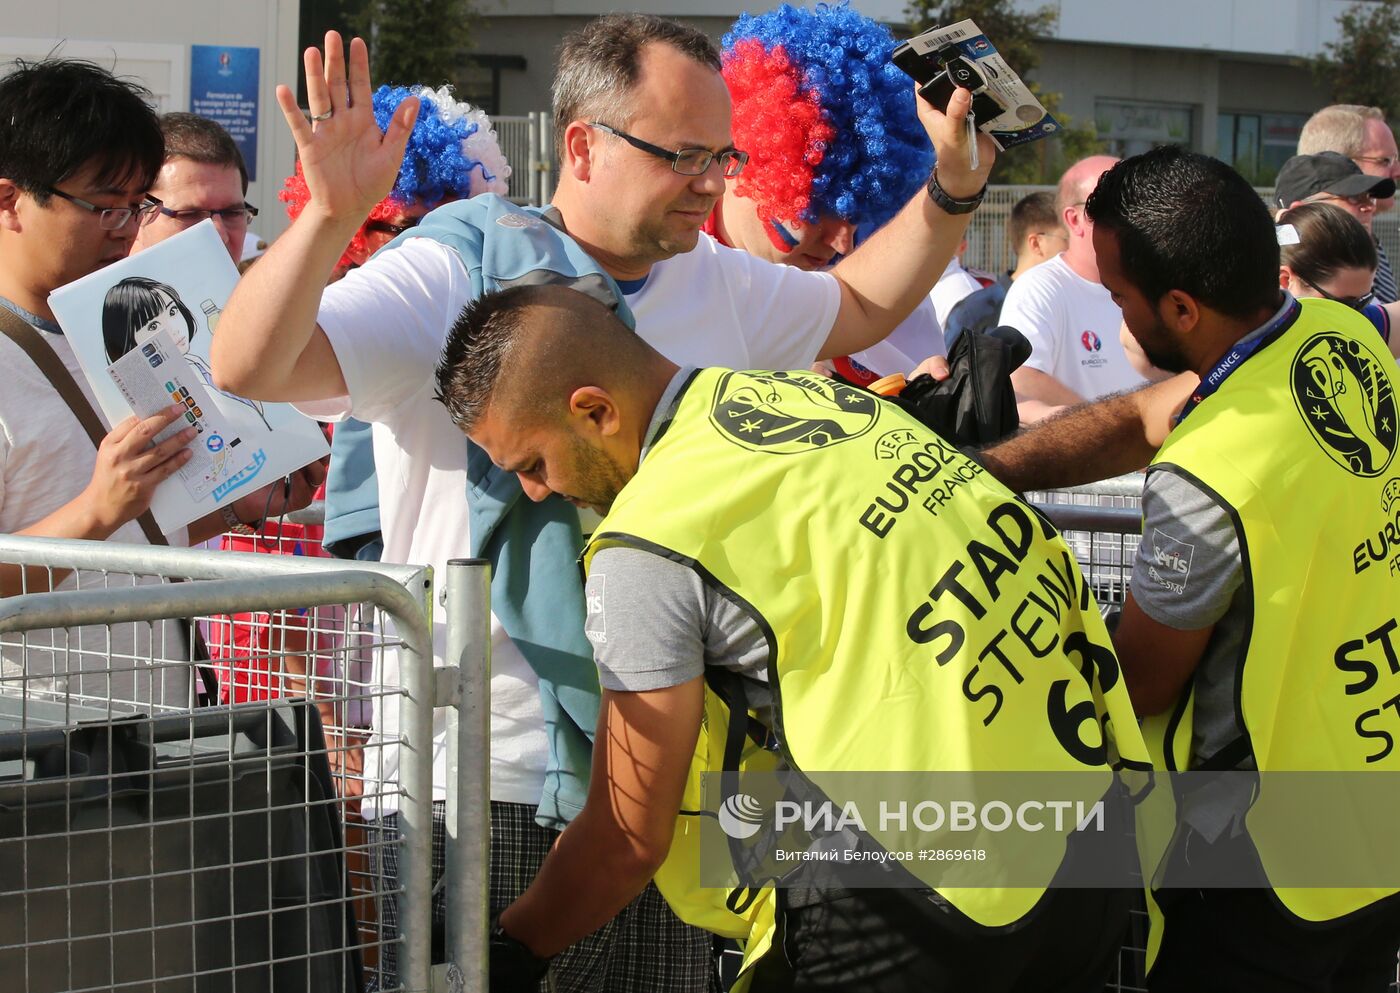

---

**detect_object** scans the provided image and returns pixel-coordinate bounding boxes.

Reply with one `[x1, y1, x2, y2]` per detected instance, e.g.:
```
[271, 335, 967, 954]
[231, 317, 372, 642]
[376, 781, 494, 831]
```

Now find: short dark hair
[160, 112, 248, 192]
[1085, 146, 1279, 320]
[0, 58, 163, 204]
[436, 283, 650, 432]
[553, 14, 721, 160]
[1007, 191, 1059, 249]
[1277, 201, 1378, 285]
[102, 277, 196, 364]
[436, 286, 536, 431]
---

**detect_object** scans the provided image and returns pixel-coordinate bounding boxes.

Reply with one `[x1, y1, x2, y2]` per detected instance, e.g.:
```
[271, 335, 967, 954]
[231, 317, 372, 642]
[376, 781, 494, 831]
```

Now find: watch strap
[926, 170, 987, 215]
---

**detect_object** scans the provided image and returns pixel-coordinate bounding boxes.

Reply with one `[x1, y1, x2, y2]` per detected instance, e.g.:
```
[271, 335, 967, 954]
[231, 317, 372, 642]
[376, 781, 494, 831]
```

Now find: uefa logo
[1080, 330, 1101, 352]
[718, 793, 766, 839]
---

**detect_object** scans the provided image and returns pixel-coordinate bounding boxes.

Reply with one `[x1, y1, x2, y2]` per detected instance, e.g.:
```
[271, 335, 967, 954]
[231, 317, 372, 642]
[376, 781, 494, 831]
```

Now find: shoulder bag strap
[0, 307, 221, 701]
[0, 305, 167, 546]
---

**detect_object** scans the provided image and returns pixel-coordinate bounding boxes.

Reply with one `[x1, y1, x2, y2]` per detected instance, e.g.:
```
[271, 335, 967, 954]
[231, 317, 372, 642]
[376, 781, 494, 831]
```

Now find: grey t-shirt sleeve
[586, 546, 708, 692]
[1130, 468, 1244, 630]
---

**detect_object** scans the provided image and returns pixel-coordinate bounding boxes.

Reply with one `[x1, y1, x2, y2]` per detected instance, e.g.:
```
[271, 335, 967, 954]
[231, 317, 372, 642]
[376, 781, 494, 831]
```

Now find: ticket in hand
[107, 328, 254, 501]
[893, 19, 1061, 152]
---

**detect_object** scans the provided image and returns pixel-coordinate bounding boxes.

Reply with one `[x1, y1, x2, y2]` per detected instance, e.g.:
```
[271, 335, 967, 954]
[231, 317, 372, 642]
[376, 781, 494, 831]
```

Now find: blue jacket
[322, 417, 381, 559]
[372, 194, 632, 828]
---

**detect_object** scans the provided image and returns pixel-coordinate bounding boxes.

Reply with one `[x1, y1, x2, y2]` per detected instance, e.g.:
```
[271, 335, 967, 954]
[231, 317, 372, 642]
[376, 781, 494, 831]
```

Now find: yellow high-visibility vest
[583, 368, 1151, 974]
[1142, 298, 1400, 939]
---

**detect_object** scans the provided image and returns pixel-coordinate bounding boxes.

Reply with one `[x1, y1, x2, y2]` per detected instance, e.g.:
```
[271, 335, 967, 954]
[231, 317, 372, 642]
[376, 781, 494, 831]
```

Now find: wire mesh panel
[0, 539, 436, 993]
[492, 115, 536, 204]
[1028, 475, 1144, 614]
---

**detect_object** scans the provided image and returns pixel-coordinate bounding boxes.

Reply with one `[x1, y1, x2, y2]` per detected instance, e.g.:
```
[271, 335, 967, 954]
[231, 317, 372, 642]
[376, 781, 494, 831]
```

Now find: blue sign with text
[189, 45, 260, 181]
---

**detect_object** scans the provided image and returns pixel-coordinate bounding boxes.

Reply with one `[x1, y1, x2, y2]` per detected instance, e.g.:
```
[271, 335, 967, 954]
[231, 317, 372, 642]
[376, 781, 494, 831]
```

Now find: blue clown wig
[370, 84, 509, 204]
[282, 84, 510, 266]
[722, 2, 934, 229]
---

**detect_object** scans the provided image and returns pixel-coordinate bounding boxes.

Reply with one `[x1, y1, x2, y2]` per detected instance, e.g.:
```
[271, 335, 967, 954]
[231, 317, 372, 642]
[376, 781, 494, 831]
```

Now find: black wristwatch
[926, 170, 987, 215]
[489, 916, 553, 991]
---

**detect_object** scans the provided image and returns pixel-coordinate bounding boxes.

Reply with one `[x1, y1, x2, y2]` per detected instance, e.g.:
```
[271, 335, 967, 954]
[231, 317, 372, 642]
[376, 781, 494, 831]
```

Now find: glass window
[1095, 100, 1194, 158]
[1217, 111, 1305, 185]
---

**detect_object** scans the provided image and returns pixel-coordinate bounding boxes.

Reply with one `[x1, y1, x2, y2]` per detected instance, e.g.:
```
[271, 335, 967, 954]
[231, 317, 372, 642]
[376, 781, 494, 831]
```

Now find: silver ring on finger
[309, 109, 334, 122]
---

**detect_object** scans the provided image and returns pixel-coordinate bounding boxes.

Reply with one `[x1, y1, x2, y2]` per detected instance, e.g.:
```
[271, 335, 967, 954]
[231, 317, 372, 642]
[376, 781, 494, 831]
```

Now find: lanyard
[1175, 297, 1301, 425]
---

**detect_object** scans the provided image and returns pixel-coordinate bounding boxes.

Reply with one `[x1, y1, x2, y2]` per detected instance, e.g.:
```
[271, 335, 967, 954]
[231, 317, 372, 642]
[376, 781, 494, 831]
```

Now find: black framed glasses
[46, 187, 163, 230]
[151, 202, 259, 229]
[1301, 276, 1375, 312]
[589, 122, 748, 178]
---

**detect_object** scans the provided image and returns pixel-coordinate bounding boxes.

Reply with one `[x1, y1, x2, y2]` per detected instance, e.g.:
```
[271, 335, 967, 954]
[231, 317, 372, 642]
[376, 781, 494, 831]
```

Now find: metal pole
[444, 559, 492, 992]
[398, 597, 437, 993]
[538, 113, 555, 205]
[527, 111, 541, 207]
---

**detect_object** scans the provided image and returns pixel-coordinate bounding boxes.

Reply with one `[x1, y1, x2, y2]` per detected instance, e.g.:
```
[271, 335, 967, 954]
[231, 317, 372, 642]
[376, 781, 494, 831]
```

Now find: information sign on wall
[189, 45, 260, 181]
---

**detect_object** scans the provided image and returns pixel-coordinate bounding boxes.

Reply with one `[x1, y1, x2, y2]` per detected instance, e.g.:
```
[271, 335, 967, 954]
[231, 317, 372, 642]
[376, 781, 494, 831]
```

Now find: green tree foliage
[1309, 0, 1400, 117]
[355, 0, 479, 90]
[901, 0, 1104, 183]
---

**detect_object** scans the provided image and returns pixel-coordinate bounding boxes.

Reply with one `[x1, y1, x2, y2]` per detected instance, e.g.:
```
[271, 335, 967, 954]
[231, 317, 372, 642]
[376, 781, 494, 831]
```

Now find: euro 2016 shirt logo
[1292, 333, 1397, 477]
[1081, 331, 1101, 352]
[710, 371, 879, 454]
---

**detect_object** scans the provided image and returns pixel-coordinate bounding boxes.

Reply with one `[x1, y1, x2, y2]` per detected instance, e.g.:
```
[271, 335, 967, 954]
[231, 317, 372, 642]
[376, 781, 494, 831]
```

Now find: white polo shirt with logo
[998, 253, 1145, 400]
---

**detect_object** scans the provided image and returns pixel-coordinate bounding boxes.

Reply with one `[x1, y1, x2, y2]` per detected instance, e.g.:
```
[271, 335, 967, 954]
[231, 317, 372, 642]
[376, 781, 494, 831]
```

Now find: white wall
[0, 0, 301, 239]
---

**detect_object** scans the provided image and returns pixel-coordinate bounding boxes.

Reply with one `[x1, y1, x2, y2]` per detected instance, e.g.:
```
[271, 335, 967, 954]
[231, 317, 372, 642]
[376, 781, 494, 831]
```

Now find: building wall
[471, 2, 1342, 186]
[1, 0, 301, 239]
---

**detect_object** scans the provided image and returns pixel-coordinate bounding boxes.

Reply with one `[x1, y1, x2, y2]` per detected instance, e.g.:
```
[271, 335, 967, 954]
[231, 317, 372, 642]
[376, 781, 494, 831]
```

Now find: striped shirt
[1373, 238, 1398, 304]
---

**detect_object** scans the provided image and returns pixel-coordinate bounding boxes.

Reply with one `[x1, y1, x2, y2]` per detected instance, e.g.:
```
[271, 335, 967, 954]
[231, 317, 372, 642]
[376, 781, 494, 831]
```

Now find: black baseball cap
[1274, 151, 1397, 209]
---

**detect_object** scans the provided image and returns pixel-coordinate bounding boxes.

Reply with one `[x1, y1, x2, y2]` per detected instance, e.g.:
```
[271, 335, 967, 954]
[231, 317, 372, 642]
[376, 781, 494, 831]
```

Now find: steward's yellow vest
[1143, 298, 1400, 929]
[583, 368, 1151, 970]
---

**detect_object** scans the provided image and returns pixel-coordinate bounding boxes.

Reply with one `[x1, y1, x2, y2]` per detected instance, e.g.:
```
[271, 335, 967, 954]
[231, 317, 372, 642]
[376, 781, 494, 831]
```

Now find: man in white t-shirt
[1001, 154, 1146, 421]
[0, 61, 317, 709]
[210, 16, 992, 987]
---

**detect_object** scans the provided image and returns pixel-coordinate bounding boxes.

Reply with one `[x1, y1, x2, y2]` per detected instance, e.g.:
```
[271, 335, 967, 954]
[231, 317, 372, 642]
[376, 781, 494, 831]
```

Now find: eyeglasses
[151, 202, 259, 229]
[364, 217, 419, 238]
[1355, 155, 1398, 169]
[589, 122, 748, 178]
[1307, 191, 1378, 210]
[1300, 276, 1375, 312]
[46, 187, 163, 230]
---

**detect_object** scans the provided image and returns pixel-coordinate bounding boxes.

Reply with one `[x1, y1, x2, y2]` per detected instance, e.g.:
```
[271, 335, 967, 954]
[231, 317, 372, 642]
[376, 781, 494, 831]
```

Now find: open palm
[274, 31, 420, 221]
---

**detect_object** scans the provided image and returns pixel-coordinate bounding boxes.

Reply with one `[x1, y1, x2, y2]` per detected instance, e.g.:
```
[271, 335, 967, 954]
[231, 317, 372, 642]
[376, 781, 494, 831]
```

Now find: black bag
[882, 324, 1031, 446]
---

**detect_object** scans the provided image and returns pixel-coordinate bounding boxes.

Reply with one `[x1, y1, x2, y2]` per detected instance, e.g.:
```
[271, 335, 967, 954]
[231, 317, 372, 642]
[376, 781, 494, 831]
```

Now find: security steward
[1079, 145, 1400, 992]
[436, 283, 1151, 992]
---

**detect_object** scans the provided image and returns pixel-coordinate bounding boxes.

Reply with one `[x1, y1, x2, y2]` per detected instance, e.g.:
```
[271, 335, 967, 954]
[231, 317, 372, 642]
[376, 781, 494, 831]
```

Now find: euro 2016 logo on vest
[710, 371, 879, 455]
[1291, 333, 1398, 477]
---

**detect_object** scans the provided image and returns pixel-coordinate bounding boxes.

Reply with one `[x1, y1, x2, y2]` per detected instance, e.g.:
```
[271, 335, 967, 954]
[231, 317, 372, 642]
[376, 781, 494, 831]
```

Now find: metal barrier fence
[492, 114, 554, 207]
[6, 485, 1393, 990]
[0, 534, 488, 993]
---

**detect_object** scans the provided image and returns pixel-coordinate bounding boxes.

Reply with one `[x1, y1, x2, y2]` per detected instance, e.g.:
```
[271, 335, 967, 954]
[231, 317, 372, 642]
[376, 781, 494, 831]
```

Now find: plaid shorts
[370, 800, 717, 992]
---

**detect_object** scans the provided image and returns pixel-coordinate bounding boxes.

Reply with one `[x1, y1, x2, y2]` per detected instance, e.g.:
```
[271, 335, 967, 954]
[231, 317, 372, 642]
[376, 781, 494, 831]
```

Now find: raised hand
[914, 86, 998, 200]
[274, 31, 421, 223]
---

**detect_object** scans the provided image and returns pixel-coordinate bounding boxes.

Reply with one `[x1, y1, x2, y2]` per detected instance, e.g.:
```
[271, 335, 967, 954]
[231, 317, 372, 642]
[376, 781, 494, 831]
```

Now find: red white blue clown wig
[722, 3, 934, 248]
[281, 84, 511, 267]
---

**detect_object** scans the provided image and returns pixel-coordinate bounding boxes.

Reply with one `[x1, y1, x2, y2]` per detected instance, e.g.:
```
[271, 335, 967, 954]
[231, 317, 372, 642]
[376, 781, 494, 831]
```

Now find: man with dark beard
[992, 145, 1400, 993]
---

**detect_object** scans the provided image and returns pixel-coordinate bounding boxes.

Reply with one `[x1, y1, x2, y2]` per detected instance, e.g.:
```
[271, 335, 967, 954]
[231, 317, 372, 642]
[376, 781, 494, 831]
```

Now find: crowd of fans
[0, 3, 1398, 992]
